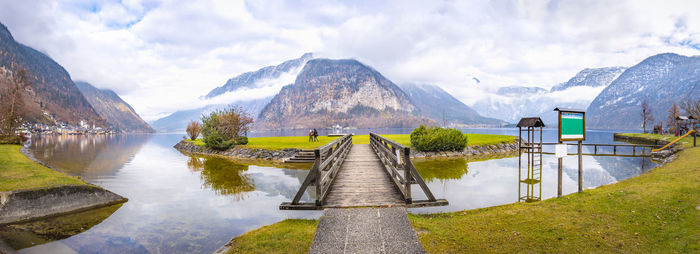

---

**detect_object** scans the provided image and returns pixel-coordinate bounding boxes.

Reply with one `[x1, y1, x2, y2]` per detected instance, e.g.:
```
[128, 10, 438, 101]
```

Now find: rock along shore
[174, 139, 519, 162]
[410, 142, 518, 159]
[173, 140, 300, 162]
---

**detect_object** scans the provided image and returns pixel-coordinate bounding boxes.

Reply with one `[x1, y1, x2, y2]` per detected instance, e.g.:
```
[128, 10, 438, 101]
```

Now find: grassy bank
[0, 145, 85, 191]
[616, 132, 696, 148]
[223, 219, 318, 254]
[409, 146, 699, 253]
[219, 142, 698, 253]
[186, 133, 515, 151]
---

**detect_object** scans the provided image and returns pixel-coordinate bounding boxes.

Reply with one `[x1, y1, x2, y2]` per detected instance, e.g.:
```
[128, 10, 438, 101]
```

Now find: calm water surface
[0, 129, 657, 253]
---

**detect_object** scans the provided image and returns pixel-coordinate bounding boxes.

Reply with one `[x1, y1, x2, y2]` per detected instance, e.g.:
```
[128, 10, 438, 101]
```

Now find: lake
[0, 129, 657, 253]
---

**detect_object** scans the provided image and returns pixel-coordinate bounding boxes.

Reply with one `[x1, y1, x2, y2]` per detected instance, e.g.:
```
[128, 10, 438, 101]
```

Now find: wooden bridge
[280, 133, 448, 210]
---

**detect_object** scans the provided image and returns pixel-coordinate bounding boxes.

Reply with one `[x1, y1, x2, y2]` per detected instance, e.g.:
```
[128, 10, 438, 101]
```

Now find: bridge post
[314, 149, 322, 206]
[403, 147, 412, 204]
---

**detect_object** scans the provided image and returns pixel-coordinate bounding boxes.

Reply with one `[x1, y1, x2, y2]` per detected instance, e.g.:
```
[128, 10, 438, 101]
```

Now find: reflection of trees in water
[187, 157, 204, 172]
[197, 157, 255, 201]
[413, 158, 469, 182]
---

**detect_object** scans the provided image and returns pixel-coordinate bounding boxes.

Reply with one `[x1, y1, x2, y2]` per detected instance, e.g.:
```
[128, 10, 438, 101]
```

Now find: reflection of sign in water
[555, 144, 567, 158]
[557, 110, 585, 142]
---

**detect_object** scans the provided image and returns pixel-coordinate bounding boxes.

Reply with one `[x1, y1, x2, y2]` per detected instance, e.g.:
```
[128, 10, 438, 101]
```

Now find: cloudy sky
[1, 0, 699, 121]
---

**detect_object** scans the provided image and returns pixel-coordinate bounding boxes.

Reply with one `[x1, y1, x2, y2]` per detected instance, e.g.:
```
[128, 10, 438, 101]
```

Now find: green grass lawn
[617, 132, 696, 148]
[218, 138, 699, 253]
[0, 145, 85, 191]
[409, 146, 700, 253]
[187, 133, 516, 151]
[224, 219, 318, 254]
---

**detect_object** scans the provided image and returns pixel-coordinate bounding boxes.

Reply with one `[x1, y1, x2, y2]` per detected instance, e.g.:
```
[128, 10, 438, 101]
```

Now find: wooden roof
[553, 107, 585, 113]
[517, 117, 545, 127]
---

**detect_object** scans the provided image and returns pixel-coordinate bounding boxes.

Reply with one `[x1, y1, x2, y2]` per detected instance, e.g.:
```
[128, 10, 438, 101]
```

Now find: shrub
[186, 121, 202, 140]
[410, 125, 468, 152]
[203, 131, 236, 150]
[201, 107, 253, 150]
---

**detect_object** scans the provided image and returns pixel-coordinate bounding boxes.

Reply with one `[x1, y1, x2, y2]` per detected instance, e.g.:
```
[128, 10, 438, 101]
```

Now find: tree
[680, 97, 700, 118]
[640, 99, 654, 133]
[0, 68, 30, 140]
[201, 107, 254, 150]
[667, 102, 681, 131]
[186, 121, 202, 140]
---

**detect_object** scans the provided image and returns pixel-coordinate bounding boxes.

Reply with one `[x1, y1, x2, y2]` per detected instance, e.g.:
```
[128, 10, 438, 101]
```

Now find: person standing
[309, 129, 313, 142]
[313, 128, 319, 142]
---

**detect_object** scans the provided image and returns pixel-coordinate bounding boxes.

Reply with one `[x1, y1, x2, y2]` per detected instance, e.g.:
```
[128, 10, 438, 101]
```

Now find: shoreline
[173, 139, 519, 163]
[0, 145, 128, 226]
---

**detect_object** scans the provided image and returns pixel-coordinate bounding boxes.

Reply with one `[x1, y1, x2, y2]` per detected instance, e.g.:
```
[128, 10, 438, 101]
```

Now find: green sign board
[557, 110, 585, 141]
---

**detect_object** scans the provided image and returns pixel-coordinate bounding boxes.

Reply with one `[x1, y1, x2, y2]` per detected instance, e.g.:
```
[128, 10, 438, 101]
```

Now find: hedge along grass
[409, 146, 700, 253]
[186, 133, 515, 151]
[0, 144, 85, 191]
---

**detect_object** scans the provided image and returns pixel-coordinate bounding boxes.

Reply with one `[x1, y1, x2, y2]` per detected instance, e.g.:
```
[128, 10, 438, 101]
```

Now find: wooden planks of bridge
[280, 133, 447, 210]
[323, 144, 404, 207]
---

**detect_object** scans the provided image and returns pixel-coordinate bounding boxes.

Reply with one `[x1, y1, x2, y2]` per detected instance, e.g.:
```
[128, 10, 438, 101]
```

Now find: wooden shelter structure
[516, 117, 545, 202]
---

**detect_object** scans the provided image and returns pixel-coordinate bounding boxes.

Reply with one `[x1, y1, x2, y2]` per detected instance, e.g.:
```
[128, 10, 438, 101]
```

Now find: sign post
[554, 108, 586, 194]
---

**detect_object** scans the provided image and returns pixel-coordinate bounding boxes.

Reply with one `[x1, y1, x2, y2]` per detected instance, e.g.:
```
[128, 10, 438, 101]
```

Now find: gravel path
[309, 207, 425, 254]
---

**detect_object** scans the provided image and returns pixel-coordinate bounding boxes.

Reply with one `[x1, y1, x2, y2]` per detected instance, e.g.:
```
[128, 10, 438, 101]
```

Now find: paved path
[309, 207, 425, 254]
[323, 144, 404, 207]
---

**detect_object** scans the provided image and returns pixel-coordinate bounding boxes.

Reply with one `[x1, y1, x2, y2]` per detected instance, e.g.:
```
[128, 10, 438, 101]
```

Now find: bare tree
[680, 97, 700, 118]
[0, 68, 30, 138]
[667, 102, 681, 132]
[186, 120, 202, 140]
[640, 99, 654, 133]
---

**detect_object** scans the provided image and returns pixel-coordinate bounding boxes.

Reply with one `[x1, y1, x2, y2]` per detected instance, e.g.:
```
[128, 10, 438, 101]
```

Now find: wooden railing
[369, 132, 443, 206]
[289, 133, 353, 206]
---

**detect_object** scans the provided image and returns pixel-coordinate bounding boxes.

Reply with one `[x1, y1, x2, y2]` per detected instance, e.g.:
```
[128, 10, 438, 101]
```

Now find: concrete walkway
[309, 207, 425, 254]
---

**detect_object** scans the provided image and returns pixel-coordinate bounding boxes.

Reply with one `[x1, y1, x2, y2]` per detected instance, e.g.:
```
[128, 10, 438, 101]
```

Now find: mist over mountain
[400, 83, 504, 126]
[587, 53, 700, 129]
[471, 67, 627, 125]
[205, 53, 313, 98]
[150, 53, 312, 132]
[75, 81, 153, 132]
[0, 22, 103, 126]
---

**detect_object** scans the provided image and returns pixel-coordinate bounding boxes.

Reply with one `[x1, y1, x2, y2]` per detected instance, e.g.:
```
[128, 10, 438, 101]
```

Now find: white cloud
[0, 0, 699, 121]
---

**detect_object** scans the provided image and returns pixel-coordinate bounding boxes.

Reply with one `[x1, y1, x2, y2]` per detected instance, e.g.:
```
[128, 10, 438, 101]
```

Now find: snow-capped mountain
[587, 53, 700, 129]
[550, 67, 626, 92]
[471, 67, 627, 125]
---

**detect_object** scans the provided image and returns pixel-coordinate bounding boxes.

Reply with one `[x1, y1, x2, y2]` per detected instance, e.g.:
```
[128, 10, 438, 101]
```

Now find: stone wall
[410, 142, 519, 158]
[173, 140, 299, 161]
[0, 185, 127, 225]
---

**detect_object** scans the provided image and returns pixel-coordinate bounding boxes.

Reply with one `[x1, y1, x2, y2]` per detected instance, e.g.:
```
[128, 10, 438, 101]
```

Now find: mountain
[75, 81, 153, 132]
[587, 53, 700, 129]
[0, 22, 103, 125]
[399, 83, 504, 126]
[205, 53, 313, 98]
[550, 67, 626, 92]
[150, 97, 271, 132]
[151, 54, 313, 132]
[471, 66, 626, 125]
[258, 58, 432, 129]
